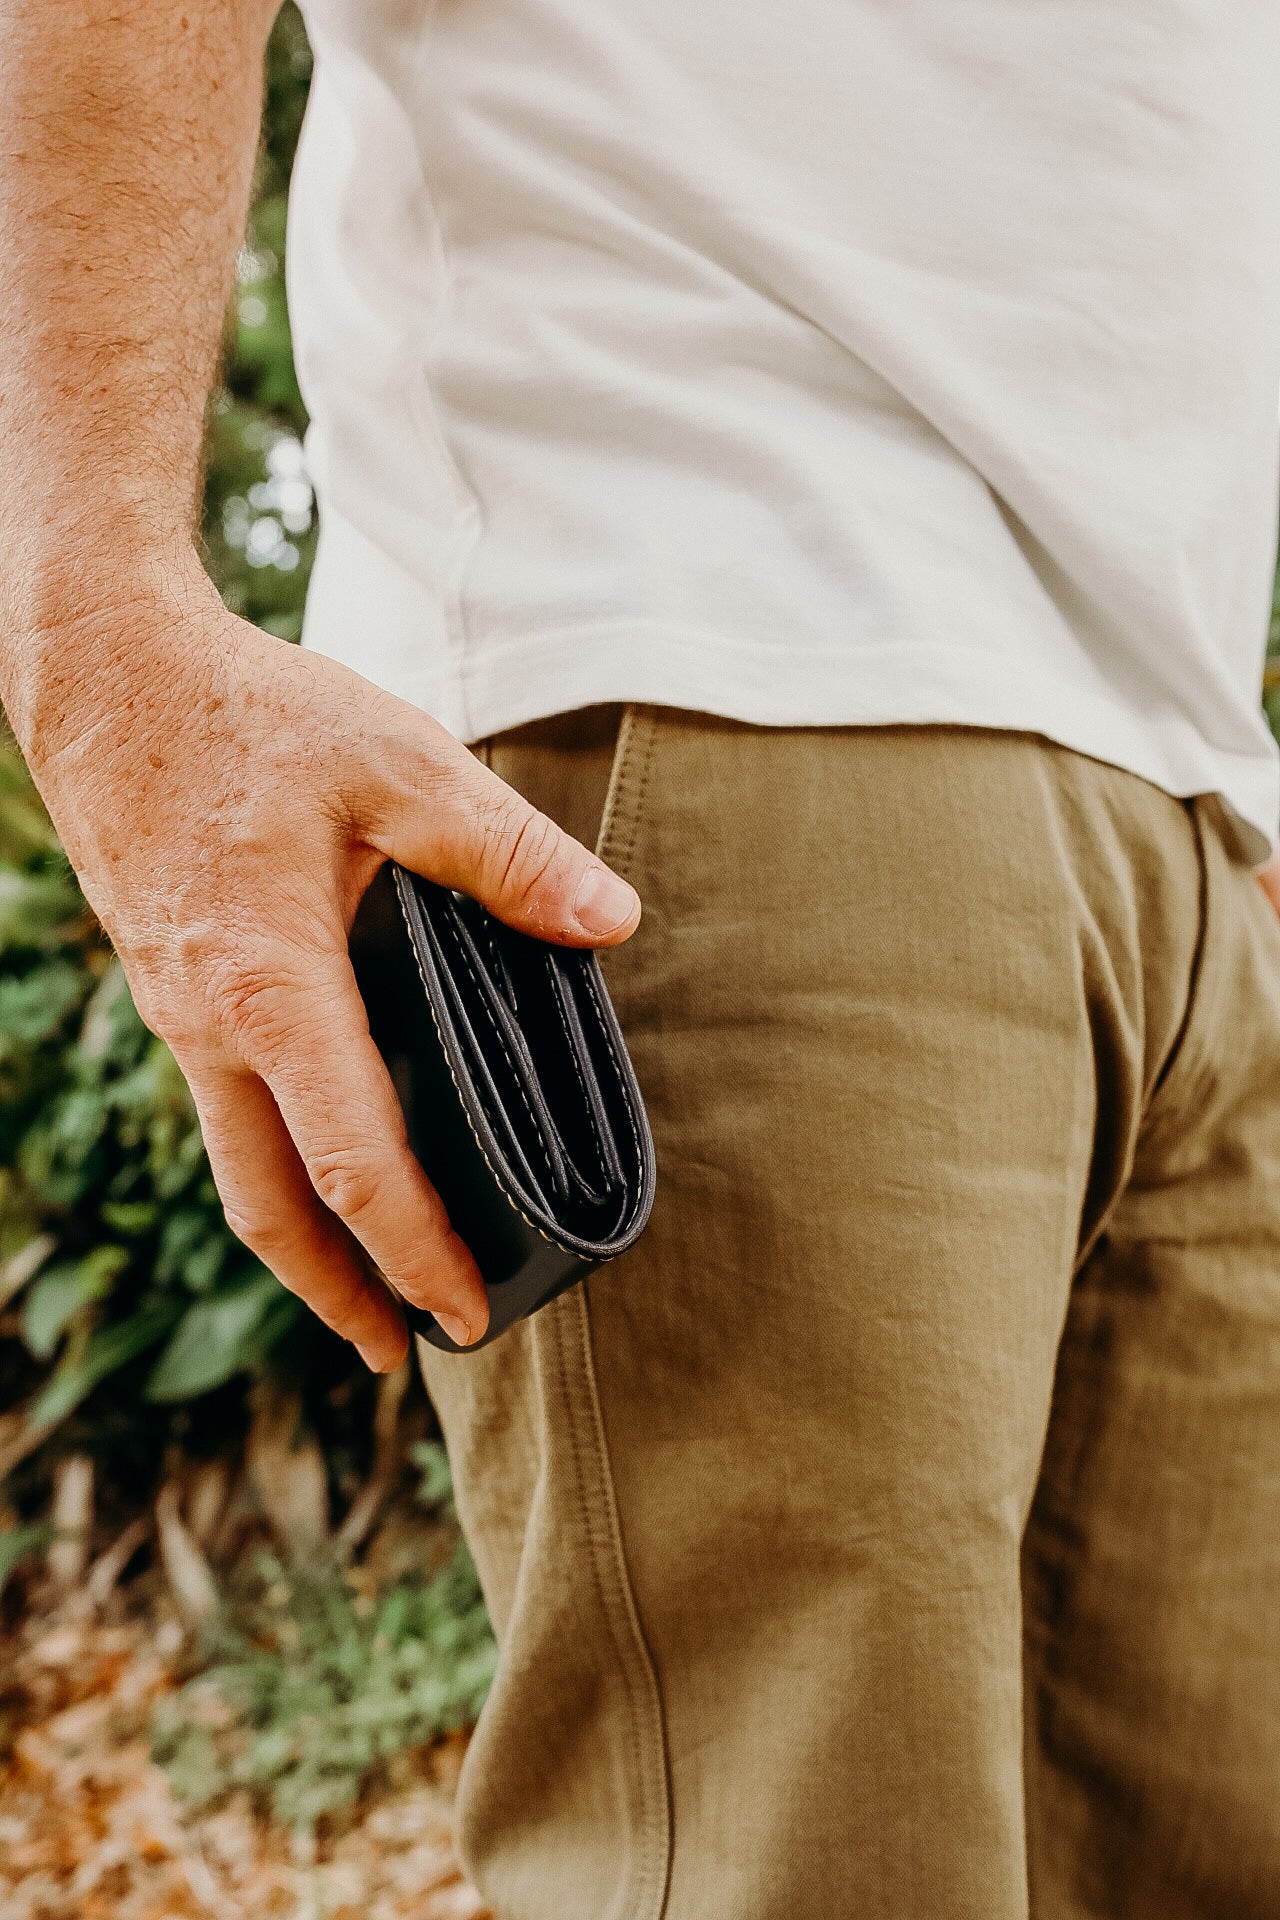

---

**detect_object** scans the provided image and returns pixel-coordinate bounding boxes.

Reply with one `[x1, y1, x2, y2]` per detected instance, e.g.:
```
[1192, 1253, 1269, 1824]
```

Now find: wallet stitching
[474, 911, 519, 1016]
[581, 964, 645, 1208]
[396, 869, 649, 1262]
[454, 909, 614, 1206]
[441, 910, 561, 1190]
[546, 963, 615, 1187]
[398, 882, 568, 1254]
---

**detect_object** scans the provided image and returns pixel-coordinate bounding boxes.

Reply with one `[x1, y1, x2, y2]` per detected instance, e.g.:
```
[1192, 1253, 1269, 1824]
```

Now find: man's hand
[15, 565, 639, 1369]
[0, 0, 639, 1368]
[1258, 852, 1280, 922]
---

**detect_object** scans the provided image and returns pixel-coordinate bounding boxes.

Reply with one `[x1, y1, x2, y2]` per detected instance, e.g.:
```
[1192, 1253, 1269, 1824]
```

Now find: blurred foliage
[0, 7, 337, 1499]
[203, 3, 317, 639]
[0, 1521, 55, 1601]
[152, 1446, 496, 1835]
[153, 1541, 494, 1831]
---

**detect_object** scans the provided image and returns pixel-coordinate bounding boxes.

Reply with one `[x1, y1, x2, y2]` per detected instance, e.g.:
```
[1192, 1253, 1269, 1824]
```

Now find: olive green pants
[416, 708, 1280, 1920]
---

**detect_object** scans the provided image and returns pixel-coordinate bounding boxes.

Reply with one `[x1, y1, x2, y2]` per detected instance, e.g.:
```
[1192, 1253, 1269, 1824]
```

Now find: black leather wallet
[356, 865, 656, 1354]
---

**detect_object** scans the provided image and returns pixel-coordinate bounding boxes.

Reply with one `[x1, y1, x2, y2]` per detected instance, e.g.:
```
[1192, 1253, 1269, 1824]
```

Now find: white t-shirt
[290, 0, 1280, 858]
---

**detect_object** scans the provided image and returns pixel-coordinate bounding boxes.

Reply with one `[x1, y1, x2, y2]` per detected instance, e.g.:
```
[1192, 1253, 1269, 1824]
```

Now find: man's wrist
[0, 540, 219, 763]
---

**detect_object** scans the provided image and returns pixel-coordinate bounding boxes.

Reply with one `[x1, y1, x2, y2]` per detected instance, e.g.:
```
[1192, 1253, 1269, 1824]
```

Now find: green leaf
[144, 1269, 287, 1402]
[20, 1245, 129, 1359]
[411, 1440, 456, 1512]
[0, 1523, 56, 1598]
[99, 1199, 159, 1236]
[0, 959, 85, 1048]
[31, 1304, 179, 1428]
[0, 867, 85, 951]
[22, 1265, 89, 1359]
[182, 1230, 229, 1295]
[152, 1525, 496, 1833]
[79, 1242, 134, 1290]
[45, 1084, 111, 1170]
[155, 1207, 213, 1284]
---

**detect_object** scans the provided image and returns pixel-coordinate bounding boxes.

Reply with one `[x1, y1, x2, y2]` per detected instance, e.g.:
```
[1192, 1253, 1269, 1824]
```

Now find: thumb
[372, 729, 641, 947]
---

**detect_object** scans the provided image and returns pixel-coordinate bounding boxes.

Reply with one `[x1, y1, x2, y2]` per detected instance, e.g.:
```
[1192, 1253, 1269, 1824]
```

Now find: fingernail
[434, 1312, 475, 1348]
[356, 1342, 393, 1372]
[572, 866, 639, 936]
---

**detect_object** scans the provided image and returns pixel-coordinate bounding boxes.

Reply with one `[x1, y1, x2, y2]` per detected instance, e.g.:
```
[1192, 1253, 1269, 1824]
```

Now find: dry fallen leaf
[245, 1386, 330, 1560]
[155, 1483, 219, 1626]
[47, 1454, 94, 1590]
[0, 1606, 491, 1920]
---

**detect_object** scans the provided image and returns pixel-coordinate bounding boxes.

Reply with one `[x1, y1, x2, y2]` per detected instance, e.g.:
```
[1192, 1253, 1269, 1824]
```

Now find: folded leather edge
[392, 866, 657, 1263]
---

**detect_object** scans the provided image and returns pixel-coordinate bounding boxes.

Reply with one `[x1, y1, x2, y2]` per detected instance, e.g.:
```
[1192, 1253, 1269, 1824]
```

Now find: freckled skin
[0, 0, 640, 1370]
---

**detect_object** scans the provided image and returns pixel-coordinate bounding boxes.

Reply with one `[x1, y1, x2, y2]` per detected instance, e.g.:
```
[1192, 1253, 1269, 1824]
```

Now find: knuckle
[372, 713, 457, 814]
[132, 982, 218, 1062]
[483, 798, 562, 905]
[110, 932, 225, 1056]
[202, 950, 302, 1069]
[222, 1203, 290, 1265]
[318, 1268, 380, 1336]
[307, 1147, 381, 1223]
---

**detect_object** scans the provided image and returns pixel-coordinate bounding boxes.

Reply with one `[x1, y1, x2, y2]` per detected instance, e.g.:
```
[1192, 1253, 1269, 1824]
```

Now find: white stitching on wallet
[440, 905, 559, 1189]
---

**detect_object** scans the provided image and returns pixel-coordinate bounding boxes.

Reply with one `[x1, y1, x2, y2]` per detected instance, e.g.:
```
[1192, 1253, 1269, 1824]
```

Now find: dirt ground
[0, 1609, 489, 1920]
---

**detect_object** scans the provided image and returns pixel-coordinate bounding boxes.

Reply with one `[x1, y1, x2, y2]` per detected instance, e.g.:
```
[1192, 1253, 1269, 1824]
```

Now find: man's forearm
[0, 0, 639, 1370]
[0, 0, 278, 733]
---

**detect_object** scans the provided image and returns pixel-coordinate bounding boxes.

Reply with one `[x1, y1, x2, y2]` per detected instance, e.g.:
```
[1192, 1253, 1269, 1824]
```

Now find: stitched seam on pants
[547, 1291, 672, 1920]
[551, 703, 671, 1918]
[597, 705, 658, 872]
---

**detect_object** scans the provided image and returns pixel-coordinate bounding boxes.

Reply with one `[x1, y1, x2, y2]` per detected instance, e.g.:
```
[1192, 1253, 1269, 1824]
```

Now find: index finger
[225, 953, 491, 1344]
[189, 1064, 411, 1371]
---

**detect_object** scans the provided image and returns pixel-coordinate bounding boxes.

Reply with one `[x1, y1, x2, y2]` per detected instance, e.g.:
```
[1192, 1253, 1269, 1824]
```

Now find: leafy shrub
[152, 1541, 495, 1832]
[151, 1444, 496, 1834]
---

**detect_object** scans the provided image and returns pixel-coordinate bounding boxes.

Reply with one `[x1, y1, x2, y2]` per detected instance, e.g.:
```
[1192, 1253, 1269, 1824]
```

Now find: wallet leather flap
[392, 867, 656, 1261]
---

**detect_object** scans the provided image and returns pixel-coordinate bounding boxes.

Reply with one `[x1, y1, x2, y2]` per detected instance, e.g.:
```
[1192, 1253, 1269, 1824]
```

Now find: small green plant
[152, 1446, 496, 1833]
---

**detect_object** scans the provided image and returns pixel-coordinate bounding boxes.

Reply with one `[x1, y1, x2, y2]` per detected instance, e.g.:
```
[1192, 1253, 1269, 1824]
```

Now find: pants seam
[544, 1290, 673, 1920]
[597, 704, 658, 870]
[546, 700, 672, 1918]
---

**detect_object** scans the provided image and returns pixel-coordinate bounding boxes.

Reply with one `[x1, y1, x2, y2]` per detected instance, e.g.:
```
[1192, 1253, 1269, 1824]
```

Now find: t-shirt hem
[457, 621, 1279, 863]
[299, 512, 1280, 863]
